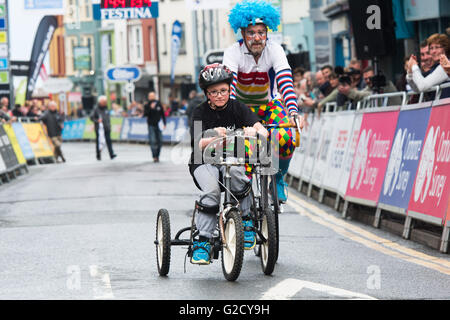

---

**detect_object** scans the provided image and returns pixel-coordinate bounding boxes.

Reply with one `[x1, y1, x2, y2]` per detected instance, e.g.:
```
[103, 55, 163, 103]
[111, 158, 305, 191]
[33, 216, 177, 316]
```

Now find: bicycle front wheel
[221, 208, 244, 281]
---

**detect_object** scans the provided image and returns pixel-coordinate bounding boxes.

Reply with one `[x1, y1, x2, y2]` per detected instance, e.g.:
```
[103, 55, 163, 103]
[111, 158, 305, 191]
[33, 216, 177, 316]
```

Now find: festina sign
[93, 0, 159, 20]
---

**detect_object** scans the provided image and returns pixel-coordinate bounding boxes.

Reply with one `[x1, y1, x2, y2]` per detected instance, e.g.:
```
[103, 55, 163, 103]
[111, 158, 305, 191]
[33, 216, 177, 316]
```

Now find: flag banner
[25, 15, 57, 100]
[170, 20, 182, 86]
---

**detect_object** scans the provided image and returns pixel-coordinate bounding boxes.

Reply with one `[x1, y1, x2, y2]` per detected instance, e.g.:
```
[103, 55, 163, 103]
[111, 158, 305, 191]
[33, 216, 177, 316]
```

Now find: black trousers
[95, 128, 114, 159]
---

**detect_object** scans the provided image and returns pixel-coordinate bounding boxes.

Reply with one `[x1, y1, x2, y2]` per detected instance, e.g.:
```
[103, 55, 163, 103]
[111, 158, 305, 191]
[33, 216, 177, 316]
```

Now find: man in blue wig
[223, 0, 304, 205]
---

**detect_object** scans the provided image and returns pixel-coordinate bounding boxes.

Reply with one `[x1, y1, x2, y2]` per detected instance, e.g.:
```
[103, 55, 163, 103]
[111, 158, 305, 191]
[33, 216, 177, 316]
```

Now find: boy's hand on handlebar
[214, 127, 227, 137]
[243, 127, 257, 137]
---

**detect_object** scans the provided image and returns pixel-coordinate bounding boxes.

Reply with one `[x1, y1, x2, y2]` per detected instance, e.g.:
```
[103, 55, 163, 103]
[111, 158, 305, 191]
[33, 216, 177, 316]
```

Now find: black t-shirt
[188, 99, 259, 176]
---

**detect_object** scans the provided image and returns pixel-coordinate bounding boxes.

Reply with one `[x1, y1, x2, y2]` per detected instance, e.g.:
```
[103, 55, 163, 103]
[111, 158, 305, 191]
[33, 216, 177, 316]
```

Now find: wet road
[0, 142, 449, 300]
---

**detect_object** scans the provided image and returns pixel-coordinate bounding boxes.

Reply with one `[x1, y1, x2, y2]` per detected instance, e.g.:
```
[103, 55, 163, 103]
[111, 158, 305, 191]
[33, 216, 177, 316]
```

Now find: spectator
[39, 101, 65, 163]
[168, 95, 179, 115]
[185, 90, 204, 128]
[419, 40, 433, 75]
[0, 104, 11, 122]
[321, 65, 333, 81]
[339, 66, 402, 107]
[74, 104, 86, 118]
[348, 59, 366, 90]
[12, 104, 23, 118]
[143, 91, 166, 163]
[90, 95, 117, 161]
[315, 70, 333, 97]
[0, 97, 9, 110]
[127, 101, 139, 117]
[292, 67, 305, 85]
[110, 102, 123, 117]
[406, 33, 450, 97]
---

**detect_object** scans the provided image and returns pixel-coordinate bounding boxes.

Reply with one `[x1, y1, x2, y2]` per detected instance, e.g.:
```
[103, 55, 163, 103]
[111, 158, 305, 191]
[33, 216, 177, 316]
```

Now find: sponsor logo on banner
[345, 110, 399, 204]
[62, 119, 86, 140]
[378, 105, 431, 212]
[3, 124, 26, 165]
[408, 102, 450, 223]
[301, 114, 323, 182]
[21, 123, 54, 158]
[323, 112, 356, 192]
[311, 113, 336, 187]
[11, 123, 35, 160]
[288, 114, 313, 178]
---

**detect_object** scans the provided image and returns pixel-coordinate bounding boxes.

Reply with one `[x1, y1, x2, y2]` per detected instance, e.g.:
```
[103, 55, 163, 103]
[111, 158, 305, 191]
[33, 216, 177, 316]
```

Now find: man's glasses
[245, 31, 267, 39]
[207, 89, 229, 97]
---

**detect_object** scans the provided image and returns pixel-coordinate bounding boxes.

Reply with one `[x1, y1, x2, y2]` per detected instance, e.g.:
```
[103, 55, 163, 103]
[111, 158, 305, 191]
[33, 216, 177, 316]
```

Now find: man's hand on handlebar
[289, 111, 305, 130]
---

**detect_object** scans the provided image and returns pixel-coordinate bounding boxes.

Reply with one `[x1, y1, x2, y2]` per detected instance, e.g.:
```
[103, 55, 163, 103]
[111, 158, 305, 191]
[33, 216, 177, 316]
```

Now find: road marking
[89, 265, 114, 300]
[261, 278, 377, 300]
[289, 194, 450, 275]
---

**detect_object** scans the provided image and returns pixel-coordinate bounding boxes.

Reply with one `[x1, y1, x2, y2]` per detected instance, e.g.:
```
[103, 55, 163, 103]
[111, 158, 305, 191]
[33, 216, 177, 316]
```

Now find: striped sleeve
[276, 69, 299, 114]
[230, 72, 238, 100]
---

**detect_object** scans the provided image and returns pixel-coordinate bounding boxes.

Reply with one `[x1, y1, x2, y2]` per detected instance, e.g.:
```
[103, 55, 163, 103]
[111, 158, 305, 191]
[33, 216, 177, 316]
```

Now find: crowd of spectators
[292, 32, 450, 120]
[0, 97, 61, 123]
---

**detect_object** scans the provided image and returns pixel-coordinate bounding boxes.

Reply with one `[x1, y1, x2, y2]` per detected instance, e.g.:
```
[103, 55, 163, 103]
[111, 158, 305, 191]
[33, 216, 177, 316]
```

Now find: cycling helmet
[228, 0, 281, 33]
[198, 63, 233, 90]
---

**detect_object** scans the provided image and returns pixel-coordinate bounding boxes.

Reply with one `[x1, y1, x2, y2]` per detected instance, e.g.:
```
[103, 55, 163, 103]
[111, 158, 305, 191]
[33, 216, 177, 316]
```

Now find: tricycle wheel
[156, 209, 171, 276]
[221, 208, 244, 281]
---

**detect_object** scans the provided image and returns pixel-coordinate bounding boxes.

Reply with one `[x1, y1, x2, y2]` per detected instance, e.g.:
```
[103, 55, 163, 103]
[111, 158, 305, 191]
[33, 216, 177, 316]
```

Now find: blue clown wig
[228, 0, 281, 33]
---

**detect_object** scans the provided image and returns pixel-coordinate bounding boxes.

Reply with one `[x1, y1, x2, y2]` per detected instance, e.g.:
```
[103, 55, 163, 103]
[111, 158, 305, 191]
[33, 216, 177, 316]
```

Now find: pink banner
[345, 109, 400, 205]
[407, 103, 450, 224]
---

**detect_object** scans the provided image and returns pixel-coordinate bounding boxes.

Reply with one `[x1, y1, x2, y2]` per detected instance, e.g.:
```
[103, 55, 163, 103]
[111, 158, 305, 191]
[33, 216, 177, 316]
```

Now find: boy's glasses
[207, 89, 229, 97]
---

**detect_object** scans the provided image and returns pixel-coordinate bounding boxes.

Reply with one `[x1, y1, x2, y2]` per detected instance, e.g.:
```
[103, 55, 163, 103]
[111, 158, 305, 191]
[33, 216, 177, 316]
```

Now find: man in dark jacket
[39, 101, 65, 162]
[143, 91, 166, 162]
[90, 95, 117, 161]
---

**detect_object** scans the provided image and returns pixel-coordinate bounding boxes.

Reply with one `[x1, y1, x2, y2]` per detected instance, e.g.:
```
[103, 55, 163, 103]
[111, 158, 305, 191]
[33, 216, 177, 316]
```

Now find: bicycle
[155, 130, 258, 281]
[249, 119, 301, 273]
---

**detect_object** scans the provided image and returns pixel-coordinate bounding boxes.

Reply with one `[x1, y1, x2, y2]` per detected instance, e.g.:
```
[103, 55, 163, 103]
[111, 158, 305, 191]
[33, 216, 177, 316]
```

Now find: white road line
[289, 194, 450, 275]
[261, 278, 377, 300]
[89, 265, 114, 300]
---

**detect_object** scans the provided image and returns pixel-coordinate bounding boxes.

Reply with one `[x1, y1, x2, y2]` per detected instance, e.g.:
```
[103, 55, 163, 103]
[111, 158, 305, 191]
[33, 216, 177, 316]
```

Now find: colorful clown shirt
[223, 38, 299, 114]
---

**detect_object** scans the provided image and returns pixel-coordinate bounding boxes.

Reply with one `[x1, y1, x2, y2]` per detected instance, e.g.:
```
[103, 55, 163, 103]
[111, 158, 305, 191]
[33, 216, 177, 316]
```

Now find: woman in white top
[406, 33, 450, 95]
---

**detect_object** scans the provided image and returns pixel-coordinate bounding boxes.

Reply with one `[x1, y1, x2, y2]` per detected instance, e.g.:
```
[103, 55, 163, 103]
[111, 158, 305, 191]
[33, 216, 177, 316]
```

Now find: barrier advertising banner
[161, 116, 189, 143]
[82, 118, 96, 140]
[311, 113, 336, 187]
[62, 119, 86, 140]
[0, 125, 19, 169]
[407, 101, 450, 225]
[120, 117, 148, 141]
[111, 117, 124, 141]
[301, 113, 323, 182]
[345, 108, 400, 206]
[22, 123, 54, 158]
[3, 124, 26, 165]
[288, 114, 313, 179]
[378, 103, 432, 214]
[322, 111, 356, 193]
[11, 123, 35, 160]
[337, 112, 363, 197]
